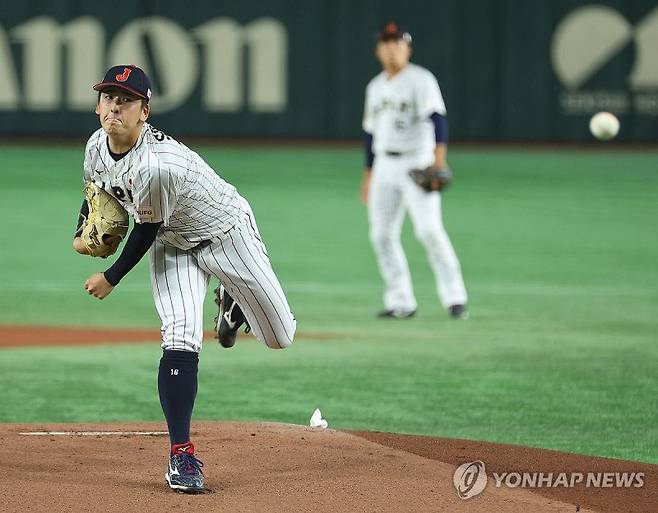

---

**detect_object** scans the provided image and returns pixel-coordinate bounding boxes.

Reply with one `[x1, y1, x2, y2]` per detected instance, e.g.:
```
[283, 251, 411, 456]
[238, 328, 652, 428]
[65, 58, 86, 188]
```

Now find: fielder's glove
[408, 165, 453, 192]
[79, 183, 129, 258]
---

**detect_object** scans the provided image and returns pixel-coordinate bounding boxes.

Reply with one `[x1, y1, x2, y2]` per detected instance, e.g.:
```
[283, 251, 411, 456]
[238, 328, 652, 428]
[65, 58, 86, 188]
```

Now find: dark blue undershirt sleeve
[363, 131, 374, 168]
[429, 112, 449, 144]
[74, 200, 89, 238]
[103, 222, 162, 286]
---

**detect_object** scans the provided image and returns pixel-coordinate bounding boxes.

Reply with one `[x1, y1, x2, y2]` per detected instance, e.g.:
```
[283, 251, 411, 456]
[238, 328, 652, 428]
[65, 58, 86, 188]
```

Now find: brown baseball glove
[79, 183, 129, 258]
[408, 165, 453, 192]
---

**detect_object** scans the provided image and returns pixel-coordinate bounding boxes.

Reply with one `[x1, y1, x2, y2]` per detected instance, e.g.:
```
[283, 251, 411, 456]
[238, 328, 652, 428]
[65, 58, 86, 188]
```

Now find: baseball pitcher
[73, 65, 296, 493]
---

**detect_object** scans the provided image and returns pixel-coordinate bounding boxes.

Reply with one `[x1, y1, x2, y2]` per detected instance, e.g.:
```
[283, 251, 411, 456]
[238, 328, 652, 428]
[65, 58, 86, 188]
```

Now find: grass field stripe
[19, 431, 169, 436]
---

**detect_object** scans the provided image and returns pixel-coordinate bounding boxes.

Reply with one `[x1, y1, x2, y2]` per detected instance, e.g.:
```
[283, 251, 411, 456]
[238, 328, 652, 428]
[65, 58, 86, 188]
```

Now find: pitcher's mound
[1, 421, 652, 513]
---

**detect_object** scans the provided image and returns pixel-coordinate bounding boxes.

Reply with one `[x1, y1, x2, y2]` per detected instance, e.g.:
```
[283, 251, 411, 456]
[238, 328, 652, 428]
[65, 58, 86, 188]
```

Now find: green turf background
[0, 144, 656, 463]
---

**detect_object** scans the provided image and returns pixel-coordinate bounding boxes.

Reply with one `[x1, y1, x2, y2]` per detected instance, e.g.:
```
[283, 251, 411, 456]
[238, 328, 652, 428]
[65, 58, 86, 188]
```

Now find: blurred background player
[361, 22, 468, 320]
[73, 65, 296, 492]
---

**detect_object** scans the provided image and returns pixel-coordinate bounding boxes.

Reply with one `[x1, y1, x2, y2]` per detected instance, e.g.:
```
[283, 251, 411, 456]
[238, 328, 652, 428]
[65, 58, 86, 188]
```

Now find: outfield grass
[0, 144, 656, 463]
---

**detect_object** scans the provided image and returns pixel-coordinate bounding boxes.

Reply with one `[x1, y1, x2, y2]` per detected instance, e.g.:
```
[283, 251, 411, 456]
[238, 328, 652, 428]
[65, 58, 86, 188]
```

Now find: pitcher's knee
[266, 337, 292, 349]
[264, 318, 296, 349]
[264, 332, 293, 349]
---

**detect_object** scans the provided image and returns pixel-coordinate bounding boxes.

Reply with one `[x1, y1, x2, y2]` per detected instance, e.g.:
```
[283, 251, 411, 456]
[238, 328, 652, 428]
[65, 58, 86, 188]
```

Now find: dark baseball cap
[93, 65, 152, 102]
[377, 21, 412, 44]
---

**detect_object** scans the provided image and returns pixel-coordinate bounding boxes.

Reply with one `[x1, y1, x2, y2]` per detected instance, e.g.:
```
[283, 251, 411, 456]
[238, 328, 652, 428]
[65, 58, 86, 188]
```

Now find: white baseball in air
[589, 111, 620, 141]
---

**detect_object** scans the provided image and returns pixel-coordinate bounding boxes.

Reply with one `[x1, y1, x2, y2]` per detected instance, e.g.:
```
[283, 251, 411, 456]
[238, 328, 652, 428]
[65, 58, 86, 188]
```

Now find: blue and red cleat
[165, 442, 204, 493]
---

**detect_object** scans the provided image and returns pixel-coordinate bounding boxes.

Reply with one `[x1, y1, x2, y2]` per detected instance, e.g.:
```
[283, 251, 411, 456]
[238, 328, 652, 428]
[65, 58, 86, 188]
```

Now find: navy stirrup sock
[158, 349, 199, 446]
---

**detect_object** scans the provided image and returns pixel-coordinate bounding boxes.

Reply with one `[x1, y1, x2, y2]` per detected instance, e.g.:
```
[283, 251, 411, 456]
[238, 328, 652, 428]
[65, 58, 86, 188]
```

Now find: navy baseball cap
[93, 65, 152, 102]
[377, 21, 412, 44]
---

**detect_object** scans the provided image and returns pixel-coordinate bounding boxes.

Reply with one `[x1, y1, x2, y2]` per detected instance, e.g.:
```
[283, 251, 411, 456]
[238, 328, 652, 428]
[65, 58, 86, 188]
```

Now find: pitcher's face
[96, 88, 149, 137]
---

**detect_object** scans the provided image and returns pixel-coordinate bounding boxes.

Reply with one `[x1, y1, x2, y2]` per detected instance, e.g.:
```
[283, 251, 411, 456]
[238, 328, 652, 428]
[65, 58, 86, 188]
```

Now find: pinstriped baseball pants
[368, 152, 467, 311]
[149, 204, 296, 353]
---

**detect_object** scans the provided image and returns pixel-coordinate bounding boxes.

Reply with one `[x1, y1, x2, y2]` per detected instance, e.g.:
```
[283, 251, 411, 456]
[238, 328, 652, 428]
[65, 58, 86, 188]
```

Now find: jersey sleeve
[417, 71, 447, 118]
[362, 83, 375, 133]
[131, 158, 178, 225]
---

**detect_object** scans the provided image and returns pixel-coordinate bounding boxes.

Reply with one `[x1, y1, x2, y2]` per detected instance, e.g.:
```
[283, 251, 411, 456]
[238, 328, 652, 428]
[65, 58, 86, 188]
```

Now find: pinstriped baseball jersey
[83, 123, 241, 250]
[363, 63, 446, 156]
